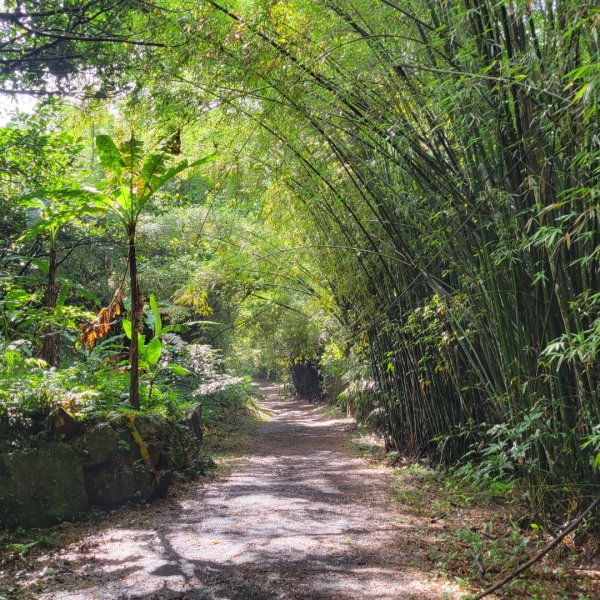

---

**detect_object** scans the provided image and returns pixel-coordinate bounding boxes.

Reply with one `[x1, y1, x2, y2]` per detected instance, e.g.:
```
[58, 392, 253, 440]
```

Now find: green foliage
[0, 1, 165, 95]
[94, 133, 213, 227]
[198, 377, 255, 429]
[0, 343, 98, 420]
[456, 409, 551, 483]
[91, 132, 213, 408]
[0, 0, 598, 523]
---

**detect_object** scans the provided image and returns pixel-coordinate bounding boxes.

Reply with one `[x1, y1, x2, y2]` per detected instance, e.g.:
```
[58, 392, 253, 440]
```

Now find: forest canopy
[0, 0, 598, 521]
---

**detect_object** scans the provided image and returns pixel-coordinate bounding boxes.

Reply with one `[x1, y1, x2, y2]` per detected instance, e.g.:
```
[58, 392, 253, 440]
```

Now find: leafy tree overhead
[0, 0, 167, 96]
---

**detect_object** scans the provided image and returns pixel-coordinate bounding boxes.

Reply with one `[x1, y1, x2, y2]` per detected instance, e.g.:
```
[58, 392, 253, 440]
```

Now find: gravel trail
[19, 381, 462, 599]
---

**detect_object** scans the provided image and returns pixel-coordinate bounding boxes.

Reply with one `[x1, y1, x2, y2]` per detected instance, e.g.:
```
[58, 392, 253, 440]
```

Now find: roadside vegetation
[0, 1, 598, 594]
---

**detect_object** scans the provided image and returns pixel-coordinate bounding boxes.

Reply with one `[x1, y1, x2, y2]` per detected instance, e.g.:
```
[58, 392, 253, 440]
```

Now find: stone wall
[0, 404, 211, 529]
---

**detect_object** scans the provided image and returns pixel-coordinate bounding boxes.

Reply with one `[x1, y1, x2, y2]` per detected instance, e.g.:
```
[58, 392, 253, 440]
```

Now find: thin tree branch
[471, 495, 600, 600]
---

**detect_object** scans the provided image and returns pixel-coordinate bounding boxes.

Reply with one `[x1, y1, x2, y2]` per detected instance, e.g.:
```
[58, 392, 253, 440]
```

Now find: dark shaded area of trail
[10, 381, 462, 599]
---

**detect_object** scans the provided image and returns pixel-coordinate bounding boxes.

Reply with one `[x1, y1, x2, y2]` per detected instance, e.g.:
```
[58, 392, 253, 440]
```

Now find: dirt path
[12, 381, 465, 599]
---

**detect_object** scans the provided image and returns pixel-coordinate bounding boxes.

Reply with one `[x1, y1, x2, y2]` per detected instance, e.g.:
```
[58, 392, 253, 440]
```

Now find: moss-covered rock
[45, 407, 82, 439]
[73, 422, 120, 469]
[154, 470, 173, 499]
[146, 441, 164, 468]
[0, 442, 87, 528]
[133, 462, 156, 502]
[0, 409, 208, 526]
[128, 415, 169, 469]
[107, 414, 142, 463]
[135, 414, 172, 440]
[84, 461, 137, 506]
[161, 423, 197, 471]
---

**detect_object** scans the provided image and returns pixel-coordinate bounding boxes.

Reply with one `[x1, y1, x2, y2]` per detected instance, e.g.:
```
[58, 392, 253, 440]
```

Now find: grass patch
[321, 403, 344, 419]
[343, 417, 388, 463]
[348, 433, 387, 463]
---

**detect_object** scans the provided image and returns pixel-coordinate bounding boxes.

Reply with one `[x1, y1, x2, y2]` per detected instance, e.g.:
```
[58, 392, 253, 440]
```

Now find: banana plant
[94, 134, 213, 409]
[122, 294, 190, 402]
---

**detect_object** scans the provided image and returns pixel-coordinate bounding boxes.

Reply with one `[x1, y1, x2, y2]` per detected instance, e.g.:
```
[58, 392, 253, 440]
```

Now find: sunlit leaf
[146, 337, 162, 366]
[166, 363, 190, 376]
[122, 319, 132, 340]
[96, 135, 123, 177]
[149, 294, 162, 337]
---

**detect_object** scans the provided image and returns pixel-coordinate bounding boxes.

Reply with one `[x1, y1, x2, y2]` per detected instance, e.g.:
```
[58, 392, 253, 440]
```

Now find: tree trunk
[128, 226, 142, 410]
[39, 243, 60, 368]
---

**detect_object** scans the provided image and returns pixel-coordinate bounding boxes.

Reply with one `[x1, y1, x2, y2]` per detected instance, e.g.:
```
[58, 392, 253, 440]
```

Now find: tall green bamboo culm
[165, 0, 598, 515]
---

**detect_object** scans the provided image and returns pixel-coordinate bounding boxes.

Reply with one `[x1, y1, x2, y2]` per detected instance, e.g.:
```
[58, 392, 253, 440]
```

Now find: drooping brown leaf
[79, 288, 125, 349]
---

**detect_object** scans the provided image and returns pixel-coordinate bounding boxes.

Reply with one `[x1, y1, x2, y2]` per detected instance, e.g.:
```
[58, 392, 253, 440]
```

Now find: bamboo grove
[159, 0, 599, 513]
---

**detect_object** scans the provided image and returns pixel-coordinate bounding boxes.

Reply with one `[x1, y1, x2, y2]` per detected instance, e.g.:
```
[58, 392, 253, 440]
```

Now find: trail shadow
[30, 381, 459, 599]
[120, 520, 448, 600]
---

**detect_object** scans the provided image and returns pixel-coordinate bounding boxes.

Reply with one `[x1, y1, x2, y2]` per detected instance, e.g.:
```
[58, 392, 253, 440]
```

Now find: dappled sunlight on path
[26, 381, 463, 599]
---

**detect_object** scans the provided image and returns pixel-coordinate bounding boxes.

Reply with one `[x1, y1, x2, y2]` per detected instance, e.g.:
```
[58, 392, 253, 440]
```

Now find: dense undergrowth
[0, 335, 255, 451]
